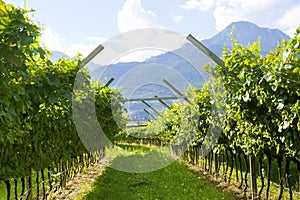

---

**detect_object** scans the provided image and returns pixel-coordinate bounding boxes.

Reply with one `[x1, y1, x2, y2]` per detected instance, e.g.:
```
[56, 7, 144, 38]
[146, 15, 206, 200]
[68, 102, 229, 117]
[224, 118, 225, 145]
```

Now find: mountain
[50, 51, 71, 62]
[88, 21, 290, 121]
[202, 21, 290, 56]
[54, 21, 289, 121]
[90, 21, 290, 92]
[89, 45, 212, 120]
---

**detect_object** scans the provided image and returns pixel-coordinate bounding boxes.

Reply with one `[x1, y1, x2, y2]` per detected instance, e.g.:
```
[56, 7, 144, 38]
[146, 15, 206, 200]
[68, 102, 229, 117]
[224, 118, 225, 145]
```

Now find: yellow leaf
[0, 1, 8, 17]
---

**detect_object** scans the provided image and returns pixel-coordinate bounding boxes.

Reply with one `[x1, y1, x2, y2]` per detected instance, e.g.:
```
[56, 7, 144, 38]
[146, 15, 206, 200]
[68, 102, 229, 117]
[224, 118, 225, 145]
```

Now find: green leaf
[7, 105, 17, 121]
[19, 31, 34, 45]
[276, 144, 280, 155]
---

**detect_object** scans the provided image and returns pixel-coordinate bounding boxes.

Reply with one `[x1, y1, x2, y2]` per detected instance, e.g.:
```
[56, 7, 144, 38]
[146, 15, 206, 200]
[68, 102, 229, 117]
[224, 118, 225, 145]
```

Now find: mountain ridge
[51, 21, 290, 62]
[202, 21, 290, 56]
[53, 21, 291, 121]
[89, 21, 290, 88]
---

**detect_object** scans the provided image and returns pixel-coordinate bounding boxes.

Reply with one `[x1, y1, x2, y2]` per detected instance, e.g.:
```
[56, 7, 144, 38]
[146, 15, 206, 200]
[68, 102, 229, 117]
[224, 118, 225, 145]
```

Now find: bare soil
[47, 156, 111, 200]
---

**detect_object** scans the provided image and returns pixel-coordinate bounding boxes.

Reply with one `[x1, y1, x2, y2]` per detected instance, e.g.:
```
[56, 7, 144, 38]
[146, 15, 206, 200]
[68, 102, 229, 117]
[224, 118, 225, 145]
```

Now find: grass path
[83, 160, 235, 200]
[80, 145, 236, 200]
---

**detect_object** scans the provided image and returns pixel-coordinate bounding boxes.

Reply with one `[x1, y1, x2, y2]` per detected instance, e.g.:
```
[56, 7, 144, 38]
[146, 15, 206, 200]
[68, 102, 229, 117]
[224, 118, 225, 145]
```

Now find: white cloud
[66, 37, 106, 57]
[173, 15, 184, 22]
[40, 27, 162, 63]
[86, 36, 107, 44]
[112, 49, 164, 63]
[278, 4, 300, 36]
[180, 0, 216, 11]
[40, 27, 65, 52]
[40, 27, 106, 57]
[115, 0, 165, 62]
[117, 0, 160, 32]
[212, 0, 283, 31]
[180, 0, 294, 33]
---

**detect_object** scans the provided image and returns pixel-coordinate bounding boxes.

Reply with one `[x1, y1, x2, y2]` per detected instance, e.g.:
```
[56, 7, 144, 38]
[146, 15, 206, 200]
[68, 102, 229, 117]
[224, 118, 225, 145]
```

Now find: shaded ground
[47, 157, 111, 200]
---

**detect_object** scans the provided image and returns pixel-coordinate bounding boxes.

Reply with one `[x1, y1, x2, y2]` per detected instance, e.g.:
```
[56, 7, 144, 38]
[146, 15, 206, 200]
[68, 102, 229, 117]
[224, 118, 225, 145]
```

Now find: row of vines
[0, 1, 125, 199]
[138, 28, 300, 199]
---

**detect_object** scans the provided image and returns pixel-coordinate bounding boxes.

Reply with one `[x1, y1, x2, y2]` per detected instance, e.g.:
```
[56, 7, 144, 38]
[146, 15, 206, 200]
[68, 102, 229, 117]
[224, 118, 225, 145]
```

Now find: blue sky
[5, 0, 300, 57]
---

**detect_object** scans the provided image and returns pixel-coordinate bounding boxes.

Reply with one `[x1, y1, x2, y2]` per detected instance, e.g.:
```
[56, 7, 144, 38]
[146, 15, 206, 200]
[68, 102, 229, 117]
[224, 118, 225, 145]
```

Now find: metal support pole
[125, 96, 183, 102]
[81, 44, 104, 67]
[144, 109, 156, 120]
[154, 95, 171, 109]
[162, 79, 191, 104]
[187, 34, 240, 82]
[186, 34, 225, 68]
[141, 100, 161, 116]
[103, 77, 114, 87]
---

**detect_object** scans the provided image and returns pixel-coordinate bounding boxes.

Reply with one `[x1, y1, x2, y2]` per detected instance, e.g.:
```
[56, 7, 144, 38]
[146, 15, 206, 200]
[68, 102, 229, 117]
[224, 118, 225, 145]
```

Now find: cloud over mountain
[40, 27, 106, 57]
[118, 0, 161, 33]
[180, 0, 299, 36]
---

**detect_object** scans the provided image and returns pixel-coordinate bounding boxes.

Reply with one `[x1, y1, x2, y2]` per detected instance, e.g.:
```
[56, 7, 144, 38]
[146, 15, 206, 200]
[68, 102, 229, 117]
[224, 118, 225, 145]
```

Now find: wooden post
[5, 180, 10, 200]
[26, 172, 32, 200]
[214, 153, 219, 178]
[249, 156, 257, 199]
[169, 144, 174, 157]
[61, 161, 67, 188]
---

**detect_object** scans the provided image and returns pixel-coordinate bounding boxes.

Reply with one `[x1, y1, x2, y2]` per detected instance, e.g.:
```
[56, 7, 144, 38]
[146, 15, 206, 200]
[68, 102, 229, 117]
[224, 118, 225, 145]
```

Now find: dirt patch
[47, 156, 111, 200]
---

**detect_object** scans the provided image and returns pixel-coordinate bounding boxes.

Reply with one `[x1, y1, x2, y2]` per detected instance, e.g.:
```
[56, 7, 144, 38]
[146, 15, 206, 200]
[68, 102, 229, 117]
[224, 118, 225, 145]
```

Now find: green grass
[0, 168, 65, 200]
[196, 156, 300, 200]
[83, 146, 235, 200]
[0, 172, 47, 200]
[0, 154, 90, 200]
